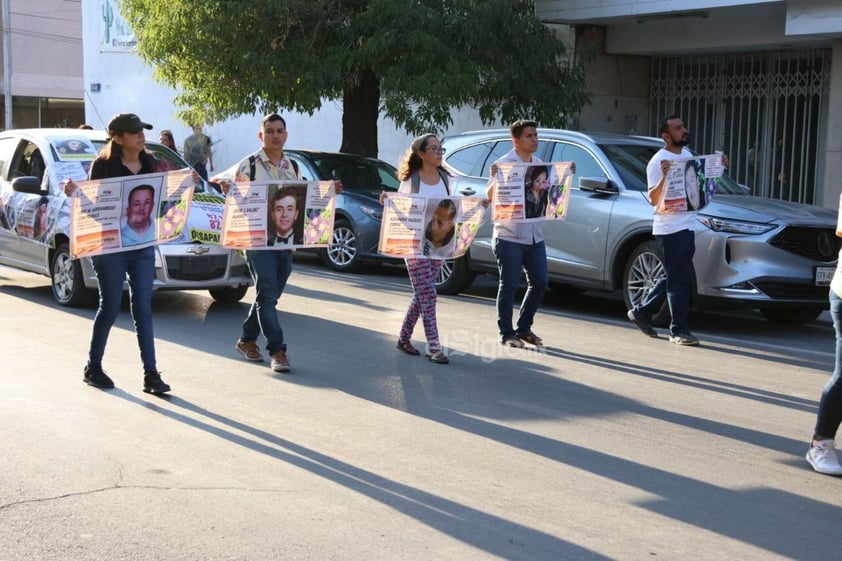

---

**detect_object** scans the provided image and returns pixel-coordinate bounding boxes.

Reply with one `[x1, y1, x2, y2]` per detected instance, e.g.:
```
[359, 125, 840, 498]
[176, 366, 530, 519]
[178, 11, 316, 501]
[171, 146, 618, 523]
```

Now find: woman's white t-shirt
[398, 177, 448, 197]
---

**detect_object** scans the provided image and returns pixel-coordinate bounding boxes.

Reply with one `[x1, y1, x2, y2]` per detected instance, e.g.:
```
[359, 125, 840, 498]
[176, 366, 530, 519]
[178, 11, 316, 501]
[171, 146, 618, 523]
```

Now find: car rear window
[311, 156, 399, 192]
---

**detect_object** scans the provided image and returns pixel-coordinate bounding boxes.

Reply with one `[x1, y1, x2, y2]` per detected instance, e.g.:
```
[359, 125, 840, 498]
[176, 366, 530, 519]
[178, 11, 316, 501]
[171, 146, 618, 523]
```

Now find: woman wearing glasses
[382, 134, 452, 364]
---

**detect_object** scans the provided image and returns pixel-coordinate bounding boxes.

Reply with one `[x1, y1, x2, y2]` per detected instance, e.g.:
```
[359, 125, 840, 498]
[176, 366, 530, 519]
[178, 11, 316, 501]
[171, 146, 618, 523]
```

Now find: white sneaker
[806, 439, 842, 475]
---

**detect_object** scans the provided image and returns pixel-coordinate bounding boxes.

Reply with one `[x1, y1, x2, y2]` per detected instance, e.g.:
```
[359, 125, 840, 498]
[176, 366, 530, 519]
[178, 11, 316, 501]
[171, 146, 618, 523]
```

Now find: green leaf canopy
[123, 0, 590, 156]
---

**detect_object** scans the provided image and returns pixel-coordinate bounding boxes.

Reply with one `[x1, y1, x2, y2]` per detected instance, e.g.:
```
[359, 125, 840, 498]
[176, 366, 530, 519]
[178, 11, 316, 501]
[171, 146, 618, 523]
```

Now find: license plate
[816, 266, 835, 286]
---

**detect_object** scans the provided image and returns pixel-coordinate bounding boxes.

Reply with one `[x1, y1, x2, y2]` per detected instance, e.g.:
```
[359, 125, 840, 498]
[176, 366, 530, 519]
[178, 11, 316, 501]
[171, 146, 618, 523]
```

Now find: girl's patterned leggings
[400, 258, 444, 353]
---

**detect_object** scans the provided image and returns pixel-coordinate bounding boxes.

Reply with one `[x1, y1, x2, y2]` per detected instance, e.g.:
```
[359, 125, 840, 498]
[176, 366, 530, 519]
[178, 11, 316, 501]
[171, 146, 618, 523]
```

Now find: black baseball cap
[107, 113, 153, 135]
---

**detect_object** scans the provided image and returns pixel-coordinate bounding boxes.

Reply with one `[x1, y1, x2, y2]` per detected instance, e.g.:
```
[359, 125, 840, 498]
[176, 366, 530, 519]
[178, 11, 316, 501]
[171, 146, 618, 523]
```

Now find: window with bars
[650, 49, 831, 205]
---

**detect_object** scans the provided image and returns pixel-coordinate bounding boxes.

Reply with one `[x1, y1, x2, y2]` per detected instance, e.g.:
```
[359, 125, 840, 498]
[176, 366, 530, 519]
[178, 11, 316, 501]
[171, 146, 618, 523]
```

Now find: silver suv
[0, 128, 251, 306]
[440, 129, 838, 326]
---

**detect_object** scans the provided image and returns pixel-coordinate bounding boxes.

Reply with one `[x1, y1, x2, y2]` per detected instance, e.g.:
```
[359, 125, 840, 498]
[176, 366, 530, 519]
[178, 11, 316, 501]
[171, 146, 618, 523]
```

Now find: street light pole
[1, 0, 11, 130]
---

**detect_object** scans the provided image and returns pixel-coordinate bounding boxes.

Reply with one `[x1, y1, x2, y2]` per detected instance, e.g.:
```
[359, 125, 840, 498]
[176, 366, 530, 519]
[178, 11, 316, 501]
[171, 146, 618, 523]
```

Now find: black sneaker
[627, 309, 658, 338]
[143, 370, 171, 394]
[83, 364, 114, 389]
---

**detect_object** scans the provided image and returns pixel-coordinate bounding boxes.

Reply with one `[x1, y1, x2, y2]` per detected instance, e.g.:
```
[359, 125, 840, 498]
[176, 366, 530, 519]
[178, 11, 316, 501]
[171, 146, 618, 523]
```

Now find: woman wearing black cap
[63, 112, 171, 394]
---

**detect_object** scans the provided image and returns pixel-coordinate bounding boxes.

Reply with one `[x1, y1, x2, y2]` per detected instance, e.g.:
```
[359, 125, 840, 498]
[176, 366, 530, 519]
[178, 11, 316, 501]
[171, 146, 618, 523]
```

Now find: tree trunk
[340, 70, 380, 157]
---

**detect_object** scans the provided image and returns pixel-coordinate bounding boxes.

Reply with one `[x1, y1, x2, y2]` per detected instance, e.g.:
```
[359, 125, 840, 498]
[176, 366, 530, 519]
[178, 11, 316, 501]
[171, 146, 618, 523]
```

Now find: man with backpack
[215, 114, 300, 373]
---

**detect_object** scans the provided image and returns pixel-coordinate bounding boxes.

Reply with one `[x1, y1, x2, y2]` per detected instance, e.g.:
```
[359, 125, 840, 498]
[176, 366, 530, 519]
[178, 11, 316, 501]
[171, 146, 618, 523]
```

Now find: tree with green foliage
[122, 0, 590, 157]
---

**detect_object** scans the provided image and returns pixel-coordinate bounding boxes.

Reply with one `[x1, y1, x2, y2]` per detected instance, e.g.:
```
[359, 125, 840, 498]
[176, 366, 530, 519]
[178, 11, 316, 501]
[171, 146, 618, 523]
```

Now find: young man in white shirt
[486, 120, 548, 348]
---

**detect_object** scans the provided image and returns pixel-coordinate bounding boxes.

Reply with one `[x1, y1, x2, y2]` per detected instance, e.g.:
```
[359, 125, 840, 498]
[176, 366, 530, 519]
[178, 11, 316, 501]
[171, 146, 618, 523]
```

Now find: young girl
[382, 134, 451, 364]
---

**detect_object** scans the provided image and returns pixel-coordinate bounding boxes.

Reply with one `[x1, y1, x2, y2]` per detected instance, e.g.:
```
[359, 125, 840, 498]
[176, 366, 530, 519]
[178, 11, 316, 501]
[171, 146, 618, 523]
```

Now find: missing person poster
[655, 154, 725, 214]
[220, 180, 336, 249]
[490, 161, 574, 223]
[378, 194, 485, 259]
[69, 170, 195, 258]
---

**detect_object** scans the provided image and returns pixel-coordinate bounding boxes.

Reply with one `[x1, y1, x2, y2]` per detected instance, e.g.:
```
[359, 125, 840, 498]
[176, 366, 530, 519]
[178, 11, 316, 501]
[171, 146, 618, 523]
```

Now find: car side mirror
[578, 176, 617, 195]
[11, 176, 44, 194]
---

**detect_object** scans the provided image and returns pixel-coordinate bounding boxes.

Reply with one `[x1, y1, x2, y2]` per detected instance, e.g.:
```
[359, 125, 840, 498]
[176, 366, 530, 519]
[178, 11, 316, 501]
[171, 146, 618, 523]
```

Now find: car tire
[435, 255, 476, 295]
[50, 243, 96, 307]
[322, 219, 361, 272]
[623, 240, 671, 327]
[760, 306, 823, 326]
[208, 285, 248, 303]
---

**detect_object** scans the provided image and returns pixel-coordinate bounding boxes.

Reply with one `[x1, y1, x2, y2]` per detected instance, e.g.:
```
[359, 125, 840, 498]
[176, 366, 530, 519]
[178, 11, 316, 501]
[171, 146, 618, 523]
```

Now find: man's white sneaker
[806, 439, 842, 475]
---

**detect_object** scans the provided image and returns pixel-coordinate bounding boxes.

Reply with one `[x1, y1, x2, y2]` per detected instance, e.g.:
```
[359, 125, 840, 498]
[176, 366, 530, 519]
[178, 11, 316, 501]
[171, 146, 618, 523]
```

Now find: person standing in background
[183, 124, 214, 181]
[159, 130, 179, 154]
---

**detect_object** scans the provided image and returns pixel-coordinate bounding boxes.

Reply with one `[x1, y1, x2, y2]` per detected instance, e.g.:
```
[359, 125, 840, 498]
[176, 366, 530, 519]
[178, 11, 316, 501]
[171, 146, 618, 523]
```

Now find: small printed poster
[378, 194, 485, 259]
[490, 161, 574, 222]
[655, 154, 724, 214]
[69, 170, 194, 258]
[220, 180, 336, 250]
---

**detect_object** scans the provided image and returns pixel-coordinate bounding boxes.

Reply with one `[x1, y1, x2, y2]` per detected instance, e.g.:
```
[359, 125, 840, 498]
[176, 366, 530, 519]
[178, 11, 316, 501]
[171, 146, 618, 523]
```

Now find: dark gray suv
[439, 129, 838, 326]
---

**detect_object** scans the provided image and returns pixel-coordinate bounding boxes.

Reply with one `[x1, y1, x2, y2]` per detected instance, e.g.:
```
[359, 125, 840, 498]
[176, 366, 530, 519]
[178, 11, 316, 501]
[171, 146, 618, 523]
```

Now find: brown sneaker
[271, 350, 291, 373]
[516, 331, 544, 347]
[236, 339, 264, 362]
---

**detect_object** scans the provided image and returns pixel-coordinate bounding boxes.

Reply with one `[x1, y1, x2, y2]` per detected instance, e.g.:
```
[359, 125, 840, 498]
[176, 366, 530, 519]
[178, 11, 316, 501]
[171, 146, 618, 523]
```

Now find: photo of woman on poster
[424, 198, 457, 258]
[685, 159, 704, 210]
[524, 164, 549, 219]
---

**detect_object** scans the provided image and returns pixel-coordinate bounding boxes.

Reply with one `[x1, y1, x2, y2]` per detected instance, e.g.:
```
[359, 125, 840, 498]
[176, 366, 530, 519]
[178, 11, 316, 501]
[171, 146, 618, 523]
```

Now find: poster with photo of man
[69, 170, 194, 258]
[267, 184, 304, 247]
[220, 180, 336, 249]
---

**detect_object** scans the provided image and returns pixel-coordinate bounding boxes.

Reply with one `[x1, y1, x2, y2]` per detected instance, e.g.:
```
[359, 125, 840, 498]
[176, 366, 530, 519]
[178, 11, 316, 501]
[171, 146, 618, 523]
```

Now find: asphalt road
[1, 256, 840, 561]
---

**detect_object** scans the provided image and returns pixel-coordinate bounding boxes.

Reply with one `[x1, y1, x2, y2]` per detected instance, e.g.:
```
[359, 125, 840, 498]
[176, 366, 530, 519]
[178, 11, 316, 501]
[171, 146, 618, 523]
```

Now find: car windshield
[597, 142, 747, 195]
[84, 139, 215, 193]
[310, 156, 399, 193]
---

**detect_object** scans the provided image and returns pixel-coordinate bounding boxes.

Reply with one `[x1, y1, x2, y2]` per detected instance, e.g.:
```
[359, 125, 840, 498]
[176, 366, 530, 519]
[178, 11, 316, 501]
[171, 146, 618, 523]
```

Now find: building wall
[0, 0, 84, 128]
[574, 27, 651, 135]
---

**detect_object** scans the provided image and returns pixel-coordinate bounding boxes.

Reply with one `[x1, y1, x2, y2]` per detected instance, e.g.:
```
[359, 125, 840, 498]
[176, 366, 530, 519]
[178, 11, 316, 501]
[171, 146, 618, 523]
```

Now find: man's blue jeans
[493, 238, 548, 340]
[635, 229, 695, 336]
[814, 290, 842, 440]
[243, 250, 293, 354]
[89, 246, 156, 372]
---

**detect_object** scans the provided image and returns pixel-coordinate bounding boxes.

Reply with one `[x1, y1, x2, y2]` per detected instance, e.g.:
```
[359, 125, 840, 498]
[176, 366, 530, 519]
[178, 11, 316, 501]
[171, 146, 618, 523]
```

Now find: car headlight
[359, 205, 383, 221]
[697, 215, 776, 235]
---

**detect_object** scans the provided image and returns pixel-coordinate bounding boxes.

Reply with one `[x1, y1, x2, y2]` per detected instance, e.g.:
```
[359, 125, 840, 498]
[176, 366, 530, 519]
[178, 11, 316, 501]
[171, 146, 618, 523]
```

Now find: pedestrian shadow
[113, 391, 612, 561]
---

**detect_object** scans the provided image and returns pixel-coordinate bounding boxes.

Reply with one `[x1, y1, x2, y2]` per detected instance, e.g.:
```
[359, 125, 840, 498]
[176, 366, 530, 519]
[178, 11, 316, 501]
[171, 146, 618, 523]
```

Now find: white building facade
[80, 0, 496, 172]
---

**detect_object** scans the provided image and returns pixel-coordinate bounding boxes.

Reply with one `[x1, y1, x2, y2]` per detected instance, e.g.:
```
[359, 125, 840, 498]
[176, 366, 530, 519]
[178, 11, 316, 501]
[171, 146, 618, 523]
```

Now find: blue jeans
[89, 246, 156, 372]
[243, 250, 293, 354]
[493, 238, 548, 340]
[635, 229, 695, 336]
[814, 291, 842, 440]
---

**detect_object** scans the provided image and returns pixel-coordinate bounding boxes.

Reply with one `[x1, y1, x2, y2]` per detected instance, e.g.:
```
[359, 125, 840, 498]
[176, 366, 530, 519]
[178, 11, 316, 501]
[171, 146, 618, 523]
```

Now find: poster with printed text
[378, 194, 485, 259]
[220, 181, 336, 250]
[69, 170, 194, 258]
[490, 161, 574, 222]
[655, 154, 724, 214]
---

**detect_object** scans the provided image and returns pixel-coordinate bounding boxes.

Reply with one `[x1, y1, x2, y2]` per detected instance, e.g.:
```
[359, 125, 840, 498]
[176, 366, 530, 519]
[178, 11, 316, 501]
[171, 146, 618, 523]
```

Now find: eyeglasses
[425, 147, 446, 155]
